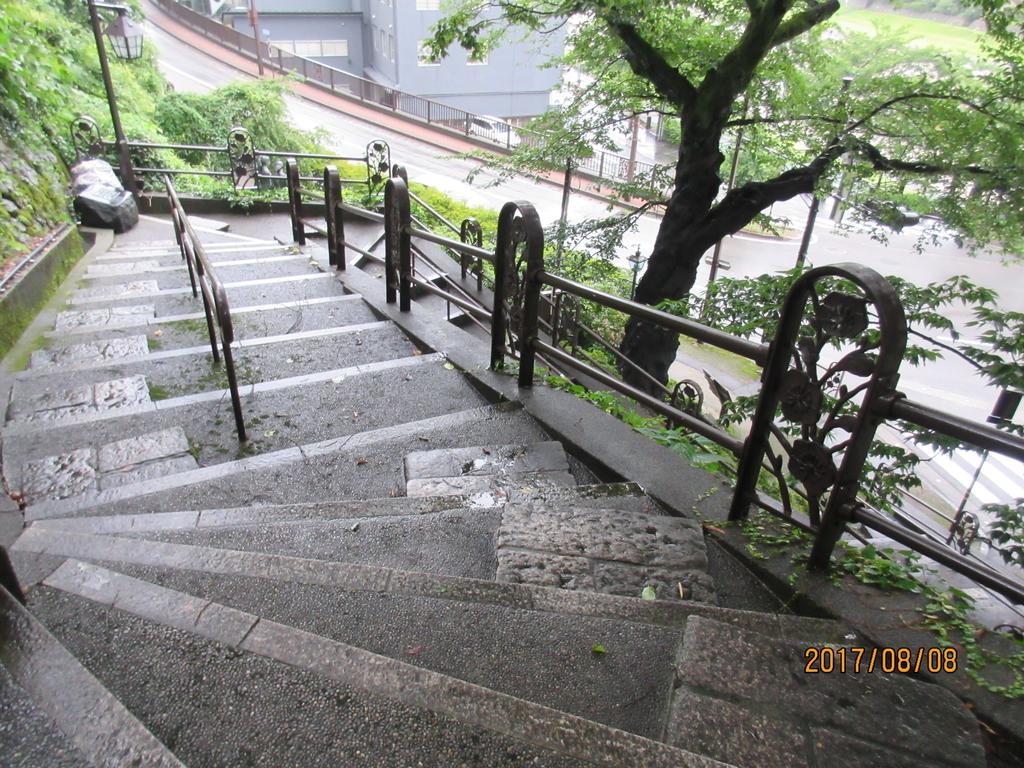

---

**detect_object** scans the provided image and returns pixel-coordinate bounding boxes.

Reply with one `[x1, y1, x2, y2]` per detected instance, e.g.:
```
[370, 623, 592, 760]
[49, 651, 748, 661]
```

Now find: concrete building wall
[224, 12, 365, 75]
[391, 4, 563, 118]
[223, 1, 564, 119]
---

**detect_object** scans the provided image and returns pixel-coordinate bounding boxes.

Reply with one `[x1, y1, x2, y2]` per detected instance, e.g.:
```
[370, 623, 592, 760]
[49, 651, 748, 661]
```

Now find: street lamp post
[86, 0, 144, 200]
[628, 248, 646, 300]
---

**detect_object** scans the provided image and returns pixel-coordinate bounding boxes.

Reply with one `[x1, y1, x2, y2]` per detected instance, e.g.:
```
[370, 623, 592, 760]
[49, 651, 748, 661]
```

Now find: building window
[387, 33, 395, 62]
[416, 0, 440, 9]
[272, 40, 348, 58]
[417, 40, 439, 66]
[321, 40, 349, 57]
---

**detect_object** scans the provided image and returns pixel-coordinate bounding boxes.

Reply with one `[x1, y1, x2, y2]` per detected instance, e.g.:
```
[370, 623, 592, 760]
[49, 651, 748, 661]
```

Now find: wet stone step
[29, 336, 150, 371]
[496, 503, 715, 604]
[11, 323, 415, 406]
[0, 666, 93, 768]
[6, 358, 484, 496]
[86, 248, 308, 275]
[5, 375, 151, 426]
[43, 296, 374, 350]
[18, 428, 198, 506]
[78, 255, 318, 292]
[29, 587, 593, 768]
[99, 243, 298, 264]
[30, 404, 553, 520]
[62, 274, 341, 318]
[122, 507, 503, 580]
[99, 561, 683, 740]
[671, 616, 985, 768]
[31, 301, 378, 367]
[404, 441, 577, 500]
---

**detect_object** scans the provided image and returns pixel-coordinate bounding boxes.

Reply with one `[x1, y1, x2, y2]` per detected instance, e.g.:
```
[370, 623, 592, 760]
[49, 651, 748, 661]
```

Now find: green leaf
[591, 644, 607, 654]
[641, 585, 657, 601]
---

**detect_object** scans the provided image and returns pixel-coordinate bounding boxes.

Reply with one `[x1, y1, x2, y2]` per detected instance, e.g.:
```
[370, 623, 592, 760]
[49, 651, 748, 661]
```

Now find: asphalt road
[147, 21, 1022, 477]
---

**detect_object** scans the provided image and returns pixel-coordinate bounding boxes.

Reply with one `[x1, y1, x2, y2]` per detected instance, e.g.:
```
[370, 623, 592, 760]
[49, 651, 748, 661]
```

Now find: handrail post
[459, 217, 482, 285]
[221, 337, 247, 442]
[286, 159, 305, 244]
[324, 166, 344, 269]
[384, 176, 410, 306]
[517, 204, 545, 388]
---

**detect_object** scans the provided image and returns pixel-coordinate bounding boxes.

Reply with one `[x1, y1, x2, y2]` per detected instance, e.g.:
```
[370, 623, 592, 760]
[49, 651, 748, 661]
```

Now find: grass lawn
[833, 9, 983, 56]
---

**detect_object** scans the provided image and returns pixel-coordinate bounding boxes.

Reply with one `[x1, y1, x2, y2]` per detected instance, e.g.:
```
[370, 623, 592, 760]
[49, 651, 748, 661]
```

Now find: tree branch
[604, 18, 697, 108]
[855, 140, 999, 176]
[771, 0, 840, 48]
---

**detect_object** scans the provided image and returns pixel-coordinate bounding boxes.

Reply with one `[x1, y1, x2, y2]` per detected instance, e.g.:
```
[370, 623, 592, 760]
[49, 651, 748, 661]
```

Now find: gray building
[221, 1, 563, 119]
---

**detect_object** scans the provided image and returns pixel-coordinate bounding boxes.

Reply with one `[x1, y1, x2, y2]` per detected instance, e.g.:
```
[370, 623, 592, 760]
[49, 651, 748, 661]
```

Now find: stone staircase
[0, 214, 987, 767]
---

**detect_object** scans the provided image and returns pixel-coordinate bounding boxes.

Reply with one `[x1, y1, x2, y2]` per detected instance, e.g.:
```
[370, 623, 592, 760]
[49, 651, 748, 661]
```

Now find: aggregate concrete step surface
[27, 295, 379, 367]
[0, 585, 185, 768]
[78, 252, 320, 293]
[7, 319, 410, 411]
[4, 357, 491, 509]
[1, 666, 94, 768]
[41, 293, 374, 347]
[28, 565, 734, 768]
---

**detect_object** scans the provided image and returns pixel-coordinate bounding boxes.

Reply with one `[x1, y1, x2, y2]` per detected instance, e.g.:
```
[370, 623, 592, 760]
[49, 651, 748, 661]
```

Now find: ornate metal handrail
[365, 180, 1024, 604]
[165, 176, 247, 441]
[71, 116, 388, 194]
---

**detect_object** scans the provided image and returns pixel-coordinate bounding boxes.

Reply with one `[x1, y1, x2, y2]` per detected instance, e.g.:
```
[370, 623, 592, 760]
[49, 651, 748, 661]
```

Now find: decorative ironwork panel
[227, 126, 257, 190]
[367, 140, 391, 192]
[729, 264, 908, 568]
[70, 115, 103, 160]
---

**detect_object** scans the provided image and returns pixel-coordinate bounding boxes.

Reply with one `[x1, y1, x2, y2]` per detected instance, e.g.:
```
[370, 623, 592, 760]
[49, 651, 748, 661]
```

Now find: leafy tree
[429, 0, 1024, 391]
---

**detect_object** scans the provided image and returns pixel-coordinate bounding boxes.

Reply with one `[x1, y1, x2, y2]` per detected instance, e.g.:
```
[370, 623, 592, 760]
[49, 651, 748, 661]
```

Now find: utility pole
[626, 114, 640, 183]
[705, 93, 749, 296]
[249, 0, 265, 76]
[554, 157, 573, 271]
[797, 76, 853, 269]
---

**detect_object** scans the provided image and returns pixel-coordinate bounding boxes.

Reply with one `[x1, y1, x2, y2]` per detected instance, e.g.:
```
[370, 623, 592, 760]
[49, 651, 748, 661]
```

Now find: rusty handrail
[164, 176, 247, 441]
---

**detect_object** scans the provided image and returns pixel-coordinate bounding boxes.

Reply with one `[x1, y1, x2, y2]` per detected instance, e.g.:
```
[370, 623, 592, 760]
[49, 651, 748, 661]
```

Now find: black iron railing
[146, 0, 665, 192]
[350, 178, 1024, 605]
[165, 176, 247, 441]
[70, 115, 389, 195]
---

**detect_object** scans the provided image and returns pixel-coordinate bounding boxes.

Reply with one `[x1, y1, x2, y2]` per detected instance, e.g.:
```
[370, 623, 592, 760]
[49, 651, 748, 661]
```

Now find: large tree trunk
[619, 117, 725, 394]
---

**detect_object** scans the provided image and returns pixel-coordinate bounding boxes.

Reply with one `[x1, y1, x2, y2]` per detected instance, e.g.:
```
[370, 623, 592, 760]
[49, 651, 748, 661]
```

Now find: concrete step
[3, 357, 490, 510]
[668, 616, 985, 768]
[29, 294, 379, 365]
[8, 320, 410, 406]
[43, 294, 372, 344]
[27, 571, 717, 768]
[47, 558, 685, 740]
[79, 253, 320, 291]
[0, 586, 185, 767]
[404, 440, 576, 499]
[27, 482, 660, 535]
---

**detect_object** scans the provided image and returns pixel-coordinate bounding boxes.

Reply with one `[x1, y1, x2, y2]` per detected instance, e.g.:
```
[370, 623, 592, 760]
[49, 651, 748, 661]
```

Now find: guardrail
[146, 0, 665, 192]
[353, 176, 1024, 605]
[165, 176, 247, 442]
[70, 115, 390, 195]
